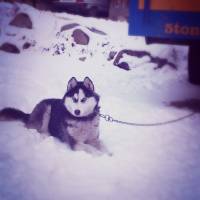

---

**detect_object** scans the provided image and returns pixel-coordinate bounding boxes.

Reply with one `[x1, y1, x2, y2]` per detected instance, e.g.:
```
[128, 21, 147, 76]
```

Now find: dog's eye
[72, 97, 78, 103]
[81, 97, 87, 103]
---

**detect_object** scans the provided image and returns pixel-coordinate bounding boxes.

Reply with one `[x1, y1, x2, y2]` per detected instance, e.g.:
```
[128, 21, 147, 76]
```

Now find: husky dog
[0, 77, 109, 155]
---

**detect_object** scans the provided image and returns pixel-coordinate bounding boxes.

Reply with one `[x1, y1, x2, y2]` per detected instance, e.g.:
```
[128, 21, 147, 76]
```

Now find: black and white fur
[0, 77, 109, 155]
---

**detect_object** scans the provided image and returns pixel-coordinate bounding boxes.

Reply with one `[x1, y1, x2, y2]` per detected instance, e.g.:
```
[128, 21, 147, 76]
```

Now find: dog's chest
[66, 116, 99, 142]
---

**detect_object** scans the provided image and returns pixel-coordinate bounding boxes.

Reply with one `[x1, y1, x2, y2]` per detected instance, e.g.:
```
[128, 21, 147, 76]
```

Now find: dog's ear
[67, 77, 77, 92]
[83, 77, 94, 91]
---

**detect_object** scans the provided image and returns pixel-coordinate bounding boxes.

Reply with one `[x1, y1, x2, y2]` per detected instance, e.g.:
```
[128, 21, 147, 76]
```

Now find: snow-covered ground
[0, 2, 200, 200]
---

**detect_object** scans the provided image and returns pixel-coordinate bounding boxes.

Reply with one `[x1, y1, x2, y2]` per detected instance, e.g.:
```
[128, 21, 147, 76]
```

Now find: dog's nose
[74, 109, 80, 116]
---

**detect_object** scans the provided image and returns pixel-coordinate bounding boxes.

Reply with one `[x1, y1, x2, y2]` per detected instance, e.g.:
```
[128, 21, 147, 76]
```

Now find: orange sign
[139, 0, 200, 12]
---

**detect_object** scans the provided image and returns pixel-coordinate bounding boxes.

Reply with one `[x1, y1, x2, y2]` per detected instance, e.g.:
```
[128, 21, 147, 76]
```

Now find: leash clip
[104, 115, 113, 122]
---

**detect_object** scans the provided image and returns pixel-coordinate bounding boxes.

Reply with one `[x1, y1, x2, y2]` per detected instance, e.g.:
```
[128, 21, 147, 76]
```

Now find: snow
[0, 2, 200, 200]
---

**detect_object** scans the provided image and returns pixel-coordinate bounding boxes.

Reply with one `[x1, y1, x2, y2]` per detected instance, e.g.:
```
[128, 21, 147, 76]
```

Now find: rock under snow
[0, 42, 20, 54]
[113, 49, 177, 70]
[108, 51, 117, 61]
[60, 23, 79, 32]
[71, 29, 89, 45]
[87, 27, 106, 35]
[9, 12, 32, 29]
[22, 42, 31, 49]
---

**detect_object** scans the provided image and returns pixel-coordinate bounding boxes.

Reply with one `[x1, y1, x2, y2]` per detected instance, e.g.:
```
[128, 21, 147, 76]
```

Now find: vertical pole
[188, 42, 200, 85]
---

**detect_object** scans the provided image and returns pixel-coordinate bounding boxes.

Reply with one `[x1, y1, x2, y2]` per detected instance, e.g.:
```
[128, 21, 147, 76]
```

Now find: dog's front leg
[73, 142, 103, 156]
[86, 139, 113, 156]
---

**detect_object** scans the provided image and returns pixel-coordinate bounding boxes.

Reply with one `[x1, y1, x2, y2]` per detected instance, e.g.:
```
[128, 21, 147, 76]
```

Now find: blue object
[129, 0, 200, 40]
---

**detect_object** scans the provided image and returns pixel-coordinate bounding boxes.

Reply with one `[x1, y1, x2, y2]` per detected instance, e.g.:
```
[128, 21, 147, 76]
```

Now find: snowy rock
[79, 57, 86, 61]
[113, 49, 177, 70]
[60, 23, 79, 32]
[23, 42, 31, 49]
[116, 62, 130, 70]
[0, 42, 20, 54]
[115, 49, 151, 63]
[113, 49, 141, 70]
[72, 29, 89, 45]
[52, 43, 66, 55]
[87, 27, 106, 35]
[102, 42, 109, 47]
[9, 13, 32, 29]
[108, 51, 117, 61]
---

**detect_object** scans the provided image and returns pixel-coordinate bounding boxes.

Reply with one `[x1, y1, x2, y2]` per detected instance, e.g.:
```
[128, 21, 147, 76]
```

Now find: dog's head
[63, 77, 100, 118]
